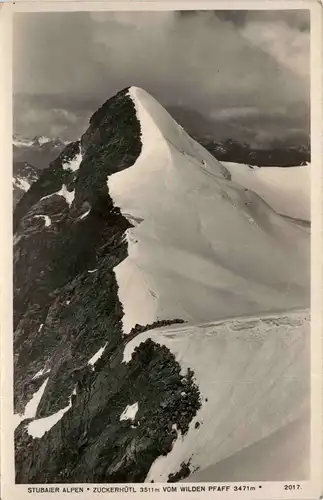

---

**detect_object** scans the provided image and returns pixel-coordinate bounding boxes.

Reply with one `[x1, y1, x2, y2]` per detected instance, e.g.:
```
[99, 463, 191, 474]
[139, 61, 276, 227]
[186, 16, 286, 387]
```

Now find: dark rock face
[14, 88, 201, 483]
[16, 339, 201, 483]
[168, 461, 192, 483]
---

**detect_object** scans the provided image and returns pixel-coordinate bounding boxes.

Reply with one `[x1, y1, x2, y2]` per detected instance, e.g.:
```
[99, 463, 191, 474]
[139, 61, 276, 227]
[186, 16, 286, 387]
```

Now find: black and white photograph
[1, 3, 321, 498]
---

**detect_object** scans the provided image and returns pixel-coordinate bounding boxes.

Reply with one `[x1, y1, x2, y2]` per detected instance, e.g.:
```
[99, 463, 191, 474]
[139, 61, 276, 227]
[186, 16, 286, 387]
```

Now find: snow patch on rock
[41, 185, 75, 207]
[13, 176, 31, 192]
[79, 209, 91, 220]
[27, 389, 75, 438]
[32, 367, 50, 380]
[120, 402, 139, 422]
[62, 151, 82, 173]
[88, 343, 108, 367]
[34, 215, 51, 227]
[13, 378, 49, 429]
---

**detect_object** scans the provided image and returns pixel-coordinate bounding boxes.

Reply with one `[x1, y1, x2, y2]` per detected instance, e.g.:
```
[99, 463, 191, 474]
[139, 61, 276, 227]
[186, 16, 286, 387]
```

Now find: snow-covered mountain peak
[127, 86, 231, 181]
[108, 87, 309, 334]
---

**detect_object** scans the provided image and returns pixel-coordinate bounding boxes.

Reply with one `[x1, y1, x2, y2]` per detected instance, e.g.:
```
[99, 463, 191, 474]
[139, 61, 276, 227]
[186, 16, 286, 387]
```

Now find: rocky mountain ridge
[14, 87, 202, 483]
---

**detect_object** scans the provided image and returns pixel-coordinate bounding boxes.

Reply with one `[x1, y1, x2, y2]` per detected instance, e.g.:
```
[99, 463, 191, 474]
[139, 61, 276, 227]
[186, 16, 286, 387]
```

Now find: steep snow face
[108, 87, 309, 334]
[223, 162, 310, 222]
[123, 309, 310, 481]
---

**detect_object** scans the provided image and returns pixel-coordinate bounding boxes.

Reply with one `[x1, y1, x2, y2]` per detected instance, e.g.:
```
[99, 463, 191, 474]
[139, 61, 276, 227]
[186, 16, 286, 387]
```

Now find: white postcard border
[0, 2, 322, 499]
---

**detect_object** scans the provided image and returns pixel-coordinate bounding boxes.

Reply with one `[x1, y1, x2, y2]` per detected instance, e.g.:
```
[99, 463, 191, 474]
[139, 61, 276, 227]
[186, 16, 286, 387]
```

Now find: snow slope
[187, 415, 309, 482]
[123, 309, 310, 481]
[108, 87, 309, 334]
[222, 161, 310, 222]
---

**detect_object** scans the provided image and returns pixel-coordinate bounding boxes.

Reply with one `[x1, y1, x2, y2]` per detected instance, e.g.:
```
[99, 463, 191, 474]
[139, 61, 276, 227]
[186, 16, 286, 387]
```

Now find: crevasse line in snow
[79, 209, 91, 220]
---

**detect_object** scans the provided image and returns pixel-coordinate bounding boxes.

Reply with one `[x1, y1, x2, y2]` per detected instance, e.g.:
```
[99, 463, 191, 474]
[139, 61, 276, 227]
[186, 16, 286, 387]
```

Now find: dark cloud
[212, 11, 249, 26]
[178, 9, 310, 29]
[13, 10, 310, 146]
[246, 10, 310, 31]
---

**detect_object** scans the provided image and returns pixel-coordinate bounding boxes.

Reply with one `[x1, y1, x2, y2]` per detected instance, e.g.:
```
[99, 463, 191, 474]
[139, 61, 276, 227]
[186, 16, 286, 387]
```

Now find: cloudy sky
[13, 10, 310, 147]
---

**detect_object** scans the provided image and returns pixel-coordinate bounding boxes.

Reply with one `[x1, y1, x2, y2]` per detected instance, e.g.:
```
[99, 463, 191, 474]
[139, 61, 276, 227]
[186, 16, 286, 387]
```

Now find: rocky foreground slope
[14, 87, 310, 483]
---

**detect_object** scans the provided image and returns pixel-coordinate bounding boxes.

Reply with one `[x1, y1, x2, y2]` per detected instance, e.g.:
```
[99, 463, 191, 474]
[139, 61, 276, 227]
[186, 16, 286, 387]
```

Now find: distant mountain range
[168, 106, 310, 167]
[13, 135, 69, 170]
[198, 138, 310, 167]
[13, 162, 39, 207]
